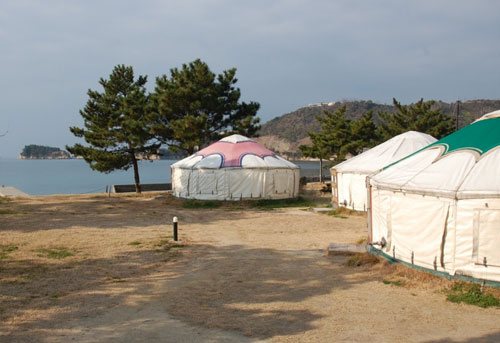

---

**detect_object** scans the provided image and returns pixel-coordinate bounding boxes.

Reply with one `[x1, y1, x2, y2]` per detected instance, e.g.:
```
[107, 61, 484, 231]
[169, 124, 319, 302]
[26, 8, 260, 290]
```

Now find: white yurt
[331, 131, 436, 211]
[171, 135, 300, 200]
[368, 110, 500, 283]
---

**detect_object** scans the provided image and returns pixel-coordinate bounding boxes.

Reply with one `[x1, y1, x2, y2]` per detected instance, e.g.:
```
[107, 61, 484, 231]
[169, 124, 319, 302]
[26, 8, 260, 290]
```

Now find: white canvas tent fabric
[171, 135, 299, 200]
[331, 131, 436, 211]
[368, 110, 500, 282]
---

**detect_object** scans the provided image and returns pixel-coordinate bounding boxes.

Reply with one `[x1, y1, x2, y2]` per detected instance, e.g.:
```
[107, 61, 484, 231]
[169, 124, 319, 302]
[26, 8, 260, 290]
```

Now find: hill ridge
[256, 99, 500, 157]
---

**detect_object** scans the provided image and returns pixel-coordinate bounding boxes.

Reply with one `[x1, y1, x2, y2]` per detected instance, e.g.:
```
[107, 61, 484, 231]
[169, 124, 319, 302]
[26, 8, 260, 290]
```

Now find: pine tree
[377, 98, 455, 140]
[299, 133, 331, 182]
[322, 105, 352, 161]
[341, 110, 379, 156]
[151, 59, 260, 154]
[299, 105, 352, 182]
[67, 65, 159, 194]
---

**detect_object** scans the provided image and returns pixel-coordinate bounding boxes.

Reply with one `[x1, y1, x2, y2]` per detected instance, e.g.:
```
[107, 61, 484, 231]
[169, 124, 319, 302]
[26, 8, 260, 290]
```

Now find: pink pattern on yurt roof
[196, 140, 276, 168]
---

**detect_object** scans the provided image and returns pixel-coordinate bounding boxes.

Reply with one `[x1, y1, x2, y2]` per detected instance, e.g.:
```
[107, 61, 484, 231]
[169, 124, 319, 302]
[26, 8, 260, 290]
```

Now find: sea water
[0, 158, 327, 195]
[0, 158, 176, 195]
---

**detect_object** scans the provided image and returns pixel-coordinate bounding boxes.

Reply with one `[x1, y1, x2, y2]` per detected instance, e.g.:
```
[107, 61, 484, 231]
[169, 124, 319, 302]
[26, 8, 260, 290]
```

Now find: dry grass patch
[364, 255, 500, 308]
[326, 207, 367, 219]
[171, 196, 323, 211]
[0, 209, 23, 215]
[0, 197, 13, 205]
[382, 263, 451, 290]
[3, 192, 499, 342]
[0, 245, 18, 259]
[0, 193, 193, 326]
[334, 206, 366, 216]
[344, 253, 381, 267]
[36, 247, 75, 259]
[356, 237, 368, 245]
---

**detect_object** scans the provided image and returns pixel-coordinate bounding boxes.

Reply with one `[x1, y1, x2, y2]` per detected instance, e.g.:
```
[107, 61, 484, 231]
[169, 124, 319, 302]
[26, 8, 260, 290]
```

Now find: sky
[0, 0, 499, 157]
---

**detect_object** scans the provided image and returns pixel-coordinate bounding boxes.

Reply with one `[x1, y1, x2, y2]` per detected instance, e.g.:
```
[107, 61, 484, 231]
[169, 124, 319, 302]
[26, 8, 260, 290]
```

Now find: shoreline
[0, 159, 327, 196]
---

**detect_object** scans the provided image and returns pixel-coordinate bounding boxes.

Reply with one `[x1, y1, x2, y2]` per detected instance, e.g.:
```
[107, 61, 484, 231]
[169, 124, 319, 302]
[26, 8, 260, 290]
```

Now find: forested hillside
[257, 99, 500, 157]
[259, 101, 393, 142]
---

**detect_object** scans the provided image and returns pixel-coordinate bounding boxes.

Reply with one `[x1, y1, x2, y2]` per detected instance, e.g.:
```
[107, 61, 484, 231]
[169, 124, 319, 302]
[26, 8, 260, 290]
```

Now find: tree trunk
[131, 154, 142, 194]
[319, 158, 323, 184]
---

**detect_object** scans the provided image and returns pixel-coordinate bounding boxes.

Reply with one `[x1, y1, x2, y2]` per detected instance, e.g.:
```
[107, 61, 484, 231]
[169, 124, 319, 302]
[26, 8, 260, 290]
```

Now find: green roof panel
[428, 117, 500, 156]
[382, 115, 500, 171]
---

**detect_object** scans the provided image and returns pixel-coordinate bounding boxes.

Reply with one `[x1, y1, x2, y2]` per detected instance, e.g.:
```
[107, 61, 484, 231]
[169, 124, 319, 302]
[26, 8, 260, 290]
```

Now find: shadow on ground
[0, 240, 371, 342]
[0, 195, 275, 232]
[423, 332, 500, 343]
[160, 243, 370, 339]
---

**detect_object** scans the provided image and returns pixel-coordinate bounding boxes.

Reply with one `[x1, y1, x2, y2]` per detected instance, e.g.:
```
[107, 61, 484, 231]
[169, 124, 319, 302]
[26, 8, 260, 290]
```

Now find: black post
[173, 216, 178, 241]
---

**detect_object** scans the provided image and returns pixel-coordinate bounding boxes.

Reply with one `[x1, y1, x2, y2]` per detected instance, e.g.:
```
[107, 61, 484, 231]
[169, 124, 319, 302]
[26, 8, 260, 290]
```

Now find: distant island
[19, 145, 72, 159]
[158, 148, 187, 160]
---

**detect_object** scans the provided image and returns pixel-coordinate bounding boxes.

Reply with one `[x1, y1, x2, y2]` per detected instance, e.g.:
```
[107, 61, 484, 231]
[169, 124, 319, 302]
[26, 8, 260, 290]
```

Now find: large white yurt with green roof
[368, 110, 500, 282]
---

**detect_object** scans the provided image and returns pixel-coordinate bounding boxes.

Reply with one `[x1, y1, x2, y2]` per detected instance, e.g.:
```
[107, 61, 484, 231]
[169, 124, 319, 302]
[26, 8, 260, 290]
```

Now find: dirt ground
[1, 190, 499, 343]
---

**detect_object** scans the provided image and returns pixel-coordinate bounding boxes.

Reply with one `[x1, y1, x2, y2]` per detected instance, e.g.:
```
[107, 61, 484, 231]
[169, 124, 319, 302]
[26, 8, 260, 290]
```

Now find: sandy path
[159, 209, 500, 343]
[1, 194, 499, 342]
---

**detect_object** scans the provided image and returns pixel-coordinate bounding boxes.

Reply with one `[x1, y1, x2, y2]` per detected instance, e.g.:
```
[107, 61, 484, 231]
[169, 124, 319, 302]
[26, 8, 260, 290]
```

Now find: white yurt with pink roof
[171, 135, 300, 200]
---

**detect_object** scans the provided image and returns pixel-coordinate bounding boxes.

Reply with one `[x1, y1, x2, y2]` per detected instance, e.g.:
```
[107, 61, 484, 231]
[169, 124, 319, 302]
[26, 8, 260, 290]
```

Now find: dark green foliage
[67, 65, 159, 193]
[300, 106, 379, 164]
[377, 98, 455, 140]
[299, 106, 366, 178]
[258, 99, 500, 156]
[299, 134, 331, 182]
[341, 110, 379, 156]
[319, 105, 353, 161]
[20, 145, 70, 159]
[259, 100, 391, 143]
[445, 282, 500, 308]
[151, 59, 260, 154]
[432, 99, 500, 130]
